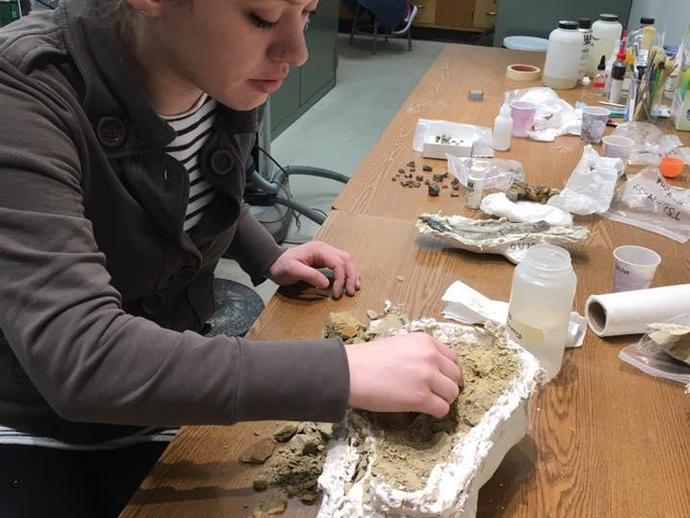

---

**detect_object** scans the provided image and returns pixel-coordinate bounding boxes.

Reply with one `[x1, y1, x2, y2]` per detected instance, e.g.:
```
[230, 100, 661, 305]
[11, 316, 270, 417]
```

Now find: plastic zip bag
[619, 315, 690, 384]
[605, 167, 690, 242]
[447, 156, 524, 192]
[547, 145, 624, 215]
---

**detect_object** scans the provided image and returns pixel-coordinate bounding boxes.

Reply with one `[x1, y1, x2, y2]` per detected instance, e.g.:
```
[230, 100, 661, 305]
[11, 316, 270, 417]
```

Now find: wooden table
[333, 44, 690, 257]
[125, 44, 690, 517]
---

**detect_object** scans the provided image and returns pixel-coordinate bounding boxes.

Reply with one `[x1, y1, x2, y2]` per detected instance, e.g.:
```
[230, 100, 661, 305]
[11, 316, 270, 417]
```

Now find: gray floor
[215, 34, 444, 302]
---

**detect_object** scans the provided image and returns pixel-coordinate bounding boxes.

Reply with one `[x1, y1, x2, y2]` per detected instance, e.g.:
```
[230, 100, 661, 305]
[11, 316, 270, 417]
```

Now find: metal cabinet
[270, 1, 339, 138]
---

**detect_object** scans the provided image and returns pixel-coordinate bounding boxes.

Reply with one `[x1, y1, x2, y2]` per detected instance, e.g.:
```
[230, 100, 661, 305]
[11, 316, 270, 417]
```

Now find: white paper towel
[585, 284, 690, 337]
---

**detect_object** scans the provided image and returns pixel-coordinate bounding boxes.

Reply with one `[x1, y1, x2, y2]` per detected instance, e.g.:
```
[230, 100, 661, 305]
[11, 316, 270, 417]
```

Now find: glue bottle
[507, 245, 577, 381]
[492, 95, 512, 151]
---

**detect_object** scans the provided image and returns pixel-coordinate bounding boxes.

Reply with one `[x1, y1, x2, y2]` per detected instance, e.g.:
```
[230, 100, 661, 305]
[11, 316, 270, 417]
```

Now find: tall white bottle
[543, 21, 584, 90]
[492, 95, 513, 151]
[590, 14, 623, 77]
[507, 245, 577, 381]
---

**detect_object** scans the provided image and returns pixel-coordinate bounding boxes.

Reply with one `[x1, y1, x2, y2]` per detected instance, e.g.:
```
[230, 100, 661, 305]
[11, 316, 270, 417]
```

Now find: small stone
[253, 478, 269, 491]
[266, 495, 288, 515]
[398, 168, 405, 174]
[406, 160, 415, 168]
[428, 183, 440, 197]
[396, 275, 404, 282]
[288, 434, 319, 455]
[391, 177, 396, 181]
[274, 422, 298, 443]
[442, 184, 448, 189]
[452, 184, 460, 191]
[451, 192, 460, 197]
[412, 181, 421, 188]
[366, 309, 379, 320]
[299, 491, 319, 505]
[240, 438, 275, 464]
[424, 179, 430, 185]
[423, 165, 432, 172]
[451, 178, 460, 186]
[415, 175, 423, 181]
[432, 173, 444, 182]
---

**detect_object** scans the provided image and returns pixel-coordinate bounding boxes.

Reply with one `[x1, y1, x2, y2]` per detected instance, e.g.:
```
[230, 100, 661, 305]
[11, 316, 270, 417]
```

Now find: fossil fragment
[406, 161, 415, 168]
[506, 181, 560, 204]
[423, 165, 433, 172]
[428, 183, 440, 197]
[648, 322, 690, 365]
[416, 213, 590, 263]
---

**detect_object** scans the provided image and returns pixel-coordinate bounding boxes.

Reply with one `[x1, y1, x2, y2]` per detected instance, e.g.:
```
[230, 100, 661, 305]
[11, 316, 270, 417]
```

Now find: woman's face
[146, 0, 317, 111]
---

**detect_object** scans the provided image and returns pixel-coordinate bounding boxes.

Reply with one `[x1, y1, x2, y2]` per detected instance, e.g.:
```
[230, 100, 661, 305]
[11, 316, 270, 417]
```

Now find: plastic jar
[590, 14, 623, 76]
[507, 245, 577, 381]
[543, 21, 584, 90]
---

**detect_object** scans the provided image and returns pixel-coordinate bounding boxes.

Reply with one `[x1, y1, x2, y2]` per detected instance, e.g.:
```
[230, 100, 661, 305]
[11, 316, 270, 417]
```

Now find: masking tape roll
[506, 64, 541, 81]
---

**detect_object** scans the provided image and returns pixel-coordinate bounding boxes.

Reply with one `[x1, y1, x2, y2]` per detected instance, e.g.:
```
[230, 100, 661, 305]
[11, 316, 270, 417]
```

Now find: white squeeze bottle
[492, 94, 512, 151]
[590, 14, 623, 77]
[543, 20, 584, 90]
[506, 245, 577, 381]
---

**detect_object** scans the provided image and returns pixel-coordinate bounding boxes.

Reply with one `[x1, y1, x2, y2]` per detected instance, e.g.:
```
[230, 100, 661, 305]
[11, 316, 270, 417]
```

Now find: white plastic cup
[612, 245, 661, 292]
[581, 106, 609, 143]
[602, 135, 634, 161]
[510, 101, 537, 137]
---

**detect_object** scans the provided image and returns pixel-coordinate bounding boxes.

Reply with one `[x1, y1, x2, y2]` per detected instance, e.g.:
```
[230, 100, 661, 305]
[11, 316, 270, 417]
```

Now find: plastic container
[628, 17, 658, 52]
[507, 245, 577, 381]
[543, 20, 584, 90]
[581, 106, 610, 144]
[590, 14, 623, 77]
[660, 156, 685, 178]
[602, 135, 634, 161]
[465, 163, 486, 209]
[510, 101, 537, 137]
[577, 18, 593, 82]
[492, 95, 513, 151]
[612, 245, 661, 292]
[609, 50, 627, 104]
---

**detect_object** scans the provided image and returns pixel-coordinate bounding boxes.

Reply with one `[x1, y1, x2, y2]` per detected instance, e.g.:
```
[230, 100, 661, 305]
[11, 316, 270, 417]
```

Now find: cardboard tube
[585, 284, 690, 337]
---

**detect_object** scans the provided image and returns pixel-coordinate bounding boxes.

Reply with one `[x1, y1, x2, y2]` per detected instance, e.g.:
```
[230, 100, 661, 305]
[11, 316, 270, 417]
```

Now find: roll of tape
[506, 64, 541, 81]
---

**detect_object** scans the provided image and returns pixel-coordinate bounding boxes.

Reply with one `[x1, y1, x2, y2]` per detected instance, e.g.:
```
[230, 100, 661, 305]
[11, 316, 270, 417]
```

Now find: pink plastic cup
[510, 101, 537, 138]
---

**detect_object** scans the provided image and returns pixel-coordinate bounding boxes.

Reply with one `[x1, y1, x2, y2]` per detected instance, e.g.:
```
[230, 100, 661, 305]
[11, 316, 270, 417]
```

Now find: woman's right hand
[345, 333, 464, 418]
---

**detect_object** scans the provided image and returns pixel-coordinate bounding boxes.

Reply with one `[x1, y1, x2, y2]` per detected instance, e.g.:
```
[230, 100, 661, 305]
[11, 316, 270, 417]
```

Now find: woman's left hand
[266, 241, 361, 299]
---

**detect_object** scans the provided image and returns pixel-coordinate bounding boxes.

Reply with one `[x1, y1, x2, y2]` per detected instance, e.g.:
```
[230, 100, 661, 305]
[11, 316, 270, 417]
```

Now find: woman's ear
[124, 0, 166, 17]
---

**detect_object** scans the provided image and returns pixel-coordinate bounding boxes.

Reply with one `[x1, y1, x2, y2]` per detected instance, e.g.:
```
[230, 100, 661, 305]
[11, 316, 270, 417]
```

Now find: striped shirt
[161, 94, 218, 233]
[0, 97, 221, 449]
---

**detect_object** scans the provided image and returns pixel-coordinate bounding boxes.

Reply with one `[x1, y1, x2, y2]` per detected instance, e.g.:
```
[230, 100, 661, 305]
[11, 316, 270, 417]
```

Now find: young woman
[0, 0, 462, 515]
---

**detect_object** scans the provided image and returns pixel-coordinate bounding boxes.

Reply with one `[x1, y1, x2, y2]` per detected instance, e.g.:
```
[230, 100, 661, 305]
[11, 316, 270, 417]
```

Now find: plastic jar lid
[640, 17, 655, 25]
[659, 156, 685, 178]
[558, 20, 578, 30]
[599, 14, 620, 22]
[578, 18, 592, 29]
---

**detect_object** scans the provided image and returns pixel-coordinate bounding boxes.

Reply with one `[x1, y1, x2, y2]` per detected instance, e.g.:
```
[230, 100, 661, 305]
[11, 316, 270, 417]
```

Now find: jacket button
[97, 116, 126, 149]
[210, 149, 234, 175]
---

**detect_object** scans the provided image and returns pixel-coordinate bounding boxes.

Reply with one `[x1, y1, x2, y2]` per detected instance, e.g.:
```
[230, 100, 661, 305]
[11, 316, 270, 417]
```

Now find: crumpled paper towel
[442, 280, 586, 348]
[480, 192, 573, 226]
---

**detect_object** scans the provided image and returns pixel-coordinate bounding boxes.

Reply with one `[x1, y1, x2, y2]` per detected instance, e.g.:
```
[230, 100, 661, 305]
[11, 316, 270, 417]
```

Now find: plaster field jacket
[0, 0, 349, 444]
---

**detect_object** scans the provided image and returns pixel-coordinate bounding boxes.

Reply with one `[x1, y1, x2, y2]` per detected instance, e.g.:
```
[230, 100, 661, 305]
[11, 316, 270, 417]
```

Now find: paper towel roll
[586, 284, 690, 337]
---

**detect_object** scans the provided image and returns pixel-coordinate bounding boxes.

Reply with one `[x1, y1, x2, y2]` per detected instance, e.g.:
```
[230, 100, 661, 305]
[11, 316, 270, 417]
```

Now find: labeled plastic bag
[612, 122, 683, 166]
[619, 315, 690, 384]
[605, 167, 690, 242]
[447, 156, 524, 191]
[547, 145, 624, 215]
